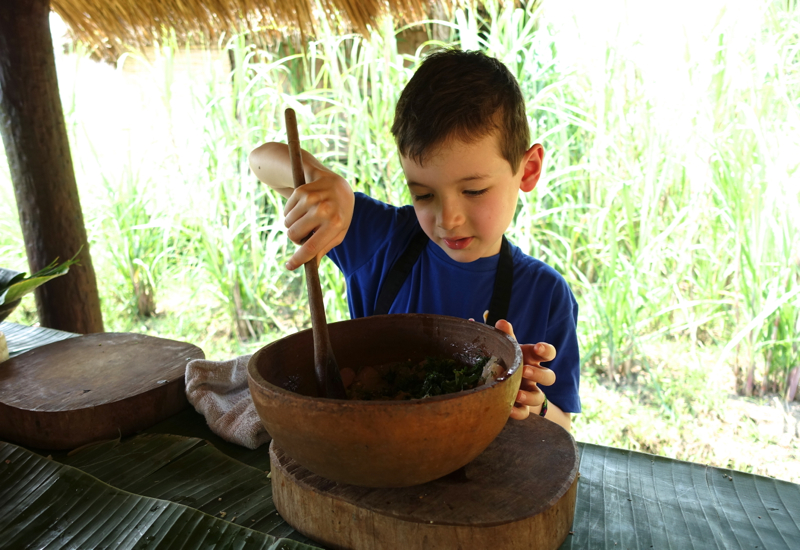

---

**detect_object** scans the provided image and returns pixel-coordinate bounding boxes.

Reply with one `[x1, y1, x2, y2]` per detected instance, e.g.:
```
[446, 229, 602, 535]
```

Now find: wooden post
[0, 0, 103, 333]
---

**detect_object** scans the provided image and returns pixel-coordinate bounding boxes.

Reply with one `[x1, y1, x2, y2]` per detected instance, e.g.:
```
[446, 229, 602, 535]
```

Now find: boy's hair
[391, 49, 530, 173]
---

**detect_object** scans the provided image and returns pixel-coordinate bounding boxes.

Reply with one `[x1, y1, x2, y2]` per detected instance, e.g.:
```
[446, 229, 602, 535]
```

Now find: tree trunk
[0, 0, 103, 333]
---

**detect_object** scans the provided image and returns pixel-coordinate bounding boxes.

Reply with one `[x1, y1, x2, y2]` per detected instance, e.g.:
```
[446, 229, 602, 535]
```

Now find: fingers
[519, 377, 538, 393]
[286, 232, 324, 270]
[494, 321, 557, 364]
[510, 382, 546, 420]
[282, 178, 353, 270]
[516, 384, 545, 408]
[523, 364, 556, 387]
[286, 227, 348, 270]
[510, 404, 530, 420]
[526, 342, 556, 363]
[509, 362, 551, 420]
[494, 319, 516, 340]
[282, 186, 301, 220]
[495, 319, 557, 388]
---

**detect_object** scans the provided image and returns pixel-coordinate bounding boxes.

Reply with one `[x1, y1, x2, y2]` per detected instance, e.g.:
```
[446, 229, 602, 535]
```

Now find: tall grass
[96, 153, 174, 318]
[0, 0, 797, 401]
[241, 0, 799, 402]
[0, 164, 24, 272]
[489, 0, 800, 399]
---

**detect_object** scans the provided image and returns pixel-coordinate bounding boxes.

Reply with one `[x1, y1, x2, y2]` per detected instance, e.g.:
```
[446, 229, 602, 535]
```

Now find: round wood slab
[270, 416, 579, 550]
[0, 332, 204, 449]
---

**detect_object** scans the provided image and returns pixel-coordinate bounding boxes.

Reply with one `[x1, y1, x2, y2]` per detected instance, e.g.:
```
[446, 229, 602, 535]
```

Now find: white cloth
[185, 354, 271, 450]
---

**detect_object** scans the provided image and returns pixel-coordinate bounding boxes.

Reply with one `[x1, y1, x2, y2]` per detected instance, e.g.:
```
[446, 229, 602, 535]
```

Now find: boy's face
[401, 132, 543, 263]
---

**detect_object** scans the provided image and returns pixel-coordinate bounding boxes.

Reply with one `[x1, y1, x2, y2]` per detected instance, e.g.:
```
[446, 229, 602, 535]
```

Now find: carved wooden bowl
[247, 313, 522, 488]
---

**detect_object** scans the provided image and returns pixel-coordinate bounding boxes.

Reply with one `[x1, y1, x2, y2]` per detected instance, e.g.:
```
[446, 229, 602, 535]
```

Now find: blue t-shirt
[328, 193, 581, 413]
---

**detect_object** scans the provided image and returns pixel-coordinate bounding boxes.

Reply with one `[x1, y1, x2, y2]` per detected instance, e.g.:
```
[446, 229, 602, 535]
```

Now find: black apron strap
[485, 235, 513, 326]
[374, 229, 430, 315]
[374, 230, 514, 324]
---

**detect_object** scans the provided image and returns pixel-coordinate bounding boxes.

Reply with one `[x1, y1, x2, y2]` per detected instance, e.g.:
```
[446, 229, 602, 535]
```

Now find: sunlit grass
[0, 0, 798, 469]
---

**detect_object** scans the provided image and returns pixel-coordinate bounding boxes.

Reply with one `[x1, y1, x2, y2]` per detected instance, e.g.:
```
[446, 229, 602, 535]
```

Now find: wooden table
[2, 322, 799, 549]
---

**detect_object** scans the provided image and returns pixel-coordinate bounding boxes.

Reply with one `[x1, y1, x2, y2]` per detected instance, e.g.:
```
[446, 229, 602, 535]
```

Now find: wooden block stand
[271, 416, 579, 550]
[0, 333, 204, 449]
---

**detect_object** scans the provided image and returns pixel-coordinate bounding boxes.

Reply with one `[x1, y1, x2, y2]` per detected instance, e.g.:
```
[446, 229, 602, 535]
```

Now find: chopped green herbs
[346, 355, 492, 401]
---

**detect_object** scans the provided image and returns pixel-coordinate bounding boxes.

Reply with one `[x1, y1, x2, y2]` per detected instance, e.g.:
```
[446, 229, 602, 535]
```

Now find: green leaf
[0, 255, 80, 305]
[0, 441, 320, 549]
[0, 268, 25, 289]
[58, 433, 315, 543]
[560, 443, 800, 549]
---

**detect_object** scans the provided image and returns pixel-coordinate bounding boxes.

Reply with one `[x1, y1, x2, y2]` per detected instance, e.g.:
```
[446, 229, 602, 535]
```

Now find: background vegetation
[1, 0, 798, 480]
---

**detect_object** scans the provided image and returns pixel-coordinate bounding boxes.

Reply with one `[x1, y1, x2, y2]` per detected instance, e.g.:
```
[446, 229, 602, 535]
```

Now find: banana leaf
[0, 441, 320, 549]
[143, 408, 272, 471]
[0, 268, 23, 289]
[562, 443, 800, 549]
[0, 256, 79, 306]
[57, 433, 315, 543]
[58, 432, 800, 550]
[8, 400, 798, 550]
[0, 322, 78, 358]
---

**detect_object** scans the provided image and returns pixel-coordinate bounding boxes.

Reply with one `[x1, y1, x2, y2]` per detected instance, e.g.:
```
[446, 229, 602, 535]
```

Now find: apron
[373, 229, 514, 326]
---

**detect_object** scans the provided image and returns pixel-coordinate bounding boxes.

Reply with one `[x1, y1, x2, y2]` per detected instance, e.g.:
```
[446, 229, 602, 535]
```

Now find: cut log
[0, 333, 204, 450]
[271, 417, 580, 550]
[0, 0, 104, 333]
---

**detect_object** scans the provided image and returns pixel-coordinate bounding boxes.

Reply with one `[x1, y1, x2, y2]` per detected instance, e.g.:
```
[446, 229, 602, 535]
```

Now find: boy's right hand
[248, 142, 354, 270]
[282, 171, 354, 270]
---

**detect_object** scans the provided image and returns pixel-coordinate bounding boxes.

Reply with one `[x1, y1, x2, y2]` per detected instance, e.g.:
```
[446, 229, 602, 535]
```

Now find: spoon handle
[284, 108, 347, 399]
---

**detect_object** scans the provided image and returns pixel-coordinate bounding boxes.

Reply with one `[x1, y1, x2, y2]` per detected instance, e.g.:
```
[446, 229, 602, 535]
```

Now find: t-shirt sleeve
[540, 276, 581, 413]
[327, 193, 412, 277]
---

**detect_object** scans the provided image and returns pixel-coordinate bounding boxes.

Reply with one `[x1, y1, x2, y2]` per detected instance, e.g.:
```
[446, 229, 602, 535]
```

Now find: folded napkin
[185, 354, 271, 450]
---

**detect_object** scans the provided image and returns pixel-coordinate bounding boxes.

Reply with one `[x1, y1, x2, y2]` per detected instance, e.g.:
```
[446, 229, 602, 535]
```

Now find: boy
[249, 49, 580, 431]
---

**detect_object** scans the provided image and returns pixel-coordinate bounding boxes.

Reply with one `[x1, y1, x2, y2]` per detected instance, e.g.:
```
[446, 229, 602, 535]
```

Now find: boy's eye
[464, 188, 488, 197]
[411, 193, 433, 201]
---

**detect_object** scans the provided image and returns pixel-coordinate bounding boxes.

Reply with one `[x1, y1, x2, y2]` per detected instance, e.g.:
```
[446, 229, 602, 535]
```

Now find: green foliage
[0, 0, 797, 408]
[0, 441, 316, 549]
[183, 33, 310, 341]
[0, 168, 23, 272]
[97, 156, 174, 318]
[485, 0, 800, 400]
[0, 256, 79, 305]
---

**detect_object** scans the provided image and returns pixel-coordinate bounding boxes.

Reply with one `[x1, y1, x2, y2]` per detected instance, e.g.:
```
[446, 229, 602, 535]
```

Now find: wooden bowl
[247, 313, 522, 488]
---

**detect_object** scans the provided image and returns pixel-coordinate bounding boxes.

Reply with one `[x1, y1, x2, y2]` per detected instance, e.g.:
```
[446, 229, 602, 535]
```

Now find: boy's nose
[437, 199, 464, 230]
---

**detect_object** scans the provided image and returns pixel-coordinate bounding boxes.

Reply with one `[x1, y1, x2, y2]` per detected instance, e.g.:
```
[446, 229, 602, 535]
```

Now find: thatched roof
[51, 0, 442, 59]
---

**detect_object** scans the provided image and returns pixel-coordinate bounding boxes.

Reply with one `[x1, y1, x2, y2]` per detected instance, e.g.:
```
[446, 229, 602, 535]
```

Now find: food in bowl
[341, 355, 504, 401]
[247, 313, 522, 488]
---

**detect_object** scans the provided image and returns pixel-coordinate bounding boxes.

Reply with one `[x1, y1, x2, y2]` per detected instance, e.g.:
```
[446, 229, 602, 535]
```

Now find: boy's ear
[519, 144, 544, 193]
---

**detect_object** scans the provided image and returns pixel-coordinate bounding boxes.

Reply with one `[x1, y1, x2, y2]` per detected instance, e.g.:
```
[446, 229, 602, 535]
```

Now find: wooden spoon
[284, 108, 348, 399]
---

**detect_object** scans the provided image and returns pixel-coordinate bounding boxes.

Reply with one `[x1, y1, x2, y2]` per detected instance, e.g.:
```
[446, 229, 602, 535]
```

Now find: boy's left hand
[494, 319, 556, 420]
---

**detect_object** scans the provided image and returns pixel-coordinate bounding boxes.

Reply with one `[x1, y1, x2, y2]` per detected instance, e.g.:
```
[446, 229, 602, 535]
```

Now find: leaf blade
[0, 442, 320, 549]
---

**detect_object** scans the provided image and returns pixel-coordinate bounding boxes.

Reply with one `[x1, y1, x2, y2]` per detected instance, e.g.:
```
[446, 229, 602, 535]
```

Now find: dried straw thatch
[51, 0, 439, 59]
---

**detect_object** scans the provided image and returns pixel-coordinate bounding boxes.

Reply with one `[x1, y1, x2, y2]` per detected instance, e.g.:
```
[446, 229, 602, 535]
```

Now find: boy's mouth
[443, 237, 473, 250]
